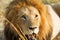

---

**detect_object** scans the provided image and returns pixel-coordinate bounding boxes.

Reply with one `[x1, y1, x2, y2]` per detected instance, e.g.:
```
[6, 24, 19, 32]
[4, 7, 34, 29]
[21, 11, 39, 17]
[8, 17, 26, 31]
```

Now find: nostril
[29, 27, 37, 30]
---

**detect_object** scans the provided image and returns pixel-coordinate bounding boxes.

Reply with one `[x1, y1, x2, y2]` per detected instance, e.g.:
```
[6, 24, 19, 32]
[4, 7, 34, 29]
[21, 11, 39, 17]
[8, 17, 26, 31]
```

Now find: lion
[4, 0, 60, 40]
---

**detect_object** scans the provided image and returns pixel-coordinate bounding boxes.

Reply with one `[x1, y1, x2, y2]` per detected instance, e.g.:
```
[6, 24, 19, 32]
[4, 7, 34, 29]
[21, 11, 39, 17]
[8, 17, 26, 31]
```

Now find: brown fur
[4, 0, 53, 40]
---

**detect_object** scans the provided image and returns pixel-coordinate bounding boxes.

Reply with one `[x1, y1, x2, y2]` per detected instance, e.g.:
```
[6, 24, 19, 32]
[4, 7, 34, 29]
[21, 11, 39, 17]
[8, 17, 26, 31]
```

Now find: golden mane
[5, 0, 53, 40]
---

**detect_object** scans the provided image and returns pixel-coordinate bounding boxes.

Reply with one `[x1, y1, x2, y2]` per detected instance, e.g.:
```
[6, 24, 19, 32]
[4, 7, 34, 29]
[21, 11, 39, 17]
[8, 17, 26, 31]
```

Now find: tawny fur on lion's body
[4, 0, 60, 40]
[46, 5, 60, 40]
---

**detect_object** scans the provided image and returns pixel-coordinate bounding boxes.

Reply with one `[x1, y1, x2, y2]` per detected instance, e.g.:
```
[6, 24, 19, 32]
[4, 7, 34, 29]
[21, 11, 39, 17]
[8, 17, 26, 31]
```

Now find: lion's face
[14, 6, 41, 35]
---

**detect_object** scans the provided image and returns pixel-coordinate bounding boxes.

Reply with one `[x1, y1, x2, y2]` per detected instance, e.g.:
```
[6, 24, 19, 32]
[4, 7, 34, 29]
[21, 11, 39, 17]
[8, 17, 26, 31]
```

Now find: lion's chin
[25, 33, 37, 40]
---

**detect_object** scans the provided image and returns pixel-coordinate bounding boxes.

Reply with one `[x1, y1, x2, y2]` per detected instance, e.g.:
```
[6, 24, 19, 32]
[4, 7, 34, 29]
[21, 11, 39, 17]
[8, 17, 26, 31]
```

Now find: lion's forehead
[18, 6, 40, 15]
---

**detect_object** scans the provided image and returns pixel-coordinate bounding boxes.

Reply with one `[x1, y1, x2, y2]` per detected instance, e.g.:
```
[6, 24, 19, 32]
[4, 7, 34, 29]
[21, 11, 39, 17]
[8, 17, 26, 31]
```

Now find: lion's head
[11, 6, 41, 35]
[4, 0, 52, 40]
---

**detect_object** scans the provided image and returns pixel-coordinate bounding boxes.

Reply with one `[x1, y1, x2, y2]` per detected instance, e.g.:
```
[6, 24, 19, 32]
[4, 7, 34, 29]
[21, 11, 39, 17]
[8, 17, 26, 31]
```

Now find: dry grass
[42, 0, 60, 4]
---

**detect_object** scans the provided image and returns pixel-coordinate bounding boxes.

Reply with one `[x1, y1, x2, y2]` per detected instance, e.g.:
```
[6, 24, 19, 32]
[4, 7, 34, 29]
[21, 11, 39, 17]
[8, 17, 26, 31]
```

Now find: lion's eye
[35, 15, 38, 18]
[21, 15, 26, 20]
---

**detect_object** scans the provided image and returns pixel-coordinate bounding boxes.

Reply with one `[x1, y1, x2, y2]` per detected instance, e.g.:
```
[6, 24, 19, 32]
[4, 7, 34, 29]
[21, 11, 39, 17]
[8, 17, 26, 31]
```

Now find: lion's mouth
[25, 33, 37, 40]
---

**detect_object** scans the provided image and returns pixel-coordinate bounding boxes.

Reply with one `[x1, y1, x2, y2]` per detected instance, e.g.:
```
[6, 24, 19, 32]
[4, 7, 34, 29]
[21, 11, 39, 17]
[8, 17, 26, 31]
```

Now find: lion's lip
[25, 33, 37, 40]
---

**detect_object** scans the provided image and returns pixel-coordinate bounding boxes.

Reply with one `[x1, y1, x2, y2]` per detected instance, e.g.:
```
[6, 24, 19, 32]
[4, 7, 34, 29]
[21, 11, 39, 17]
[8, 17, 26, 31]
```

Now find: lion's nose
[29, 27, 37, 30]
